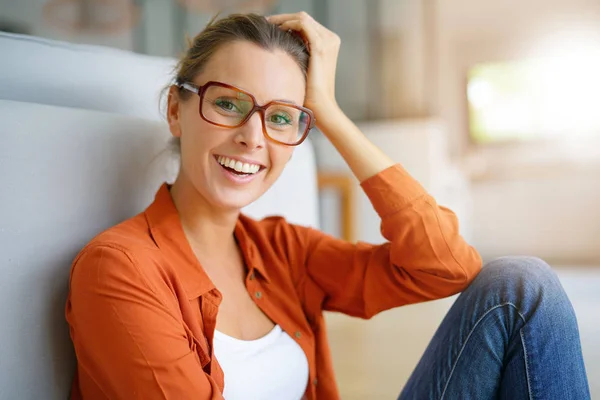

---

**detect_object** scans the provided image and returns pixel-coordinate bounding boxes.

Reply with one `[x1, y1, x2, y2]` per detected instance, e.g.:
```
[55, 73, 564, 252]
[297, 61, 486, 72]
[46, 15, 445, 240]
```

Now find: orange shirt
[65, 164, 482, 400]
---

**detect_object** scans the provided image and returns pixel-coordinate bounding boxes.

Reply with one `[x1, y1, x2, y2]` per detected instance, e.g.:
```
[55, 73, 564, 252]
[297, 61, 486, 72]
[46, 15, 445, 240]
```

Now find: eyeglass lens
[201, 85, 309, 145]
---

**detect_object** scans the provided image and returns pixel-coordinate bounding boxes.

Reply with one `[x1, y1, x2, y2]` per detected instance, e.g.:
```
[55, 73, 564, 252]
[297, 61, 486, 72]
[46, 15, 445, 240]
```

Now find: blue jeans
[398, 256, 590, 400]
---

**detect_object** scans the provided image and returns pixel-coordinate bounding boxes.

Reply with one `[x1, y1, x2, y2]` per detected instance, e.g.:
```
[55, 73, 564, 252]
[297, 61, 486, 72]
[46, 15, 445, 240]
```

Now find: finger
[270, 12, 334, 43]
[277, 19, 321, 53]
[266, 12, 307, 25]
[267, 11, 324, 32]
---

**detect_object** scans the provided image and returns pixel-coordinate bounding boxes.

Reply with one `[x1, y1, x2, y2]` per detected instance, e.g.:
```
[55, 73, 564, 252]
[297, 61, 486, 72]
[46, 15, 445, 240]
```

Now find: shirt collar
[144, 184, 271, 300]
[145, 183, 215, 299]
[235, 215, 271, 284]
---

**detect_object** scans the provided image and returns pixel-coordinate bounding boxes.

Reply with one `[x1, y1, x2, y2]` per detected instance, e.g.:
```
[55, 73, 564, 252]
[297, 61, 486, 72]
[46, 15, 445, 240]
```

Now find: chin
[208, 171, 282, 213]
[208, 187, 265, 212]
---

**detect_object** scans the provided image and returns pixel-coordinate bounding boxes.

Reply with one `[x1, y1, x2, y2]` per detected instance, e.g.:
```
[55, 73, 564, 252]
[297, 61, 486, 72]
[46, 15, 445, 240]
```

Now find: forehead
[196, 41, 306, 105]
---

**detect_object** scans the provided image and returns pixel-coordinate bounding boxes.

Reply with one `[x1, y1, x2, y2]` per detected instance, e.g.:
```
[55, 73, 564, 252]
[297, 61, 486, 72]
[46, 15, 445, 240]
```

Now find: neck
[169, 174, 239, 257]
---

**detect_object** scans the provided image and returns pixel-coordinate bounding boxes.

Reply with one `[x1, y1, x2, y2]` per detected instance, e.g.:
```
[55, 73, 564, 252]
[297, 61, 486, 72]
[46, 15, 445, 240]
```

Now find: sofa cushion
[0, 31, 175, 121]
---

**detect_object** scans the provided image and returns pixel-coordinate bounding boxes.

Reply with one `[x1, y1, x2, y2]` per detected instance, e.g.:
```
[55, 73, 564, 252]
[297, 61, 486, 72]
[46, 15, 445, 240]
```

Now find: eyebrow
[271, 98, 301, 106]
[201, 80, 301, 106]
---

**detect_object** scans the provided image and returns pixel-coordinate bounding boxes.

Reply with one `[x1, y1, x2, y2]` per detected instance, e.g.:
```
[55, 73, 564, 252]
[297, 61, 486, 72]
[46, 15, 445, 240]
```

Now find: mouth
[214, 155, 266, 181]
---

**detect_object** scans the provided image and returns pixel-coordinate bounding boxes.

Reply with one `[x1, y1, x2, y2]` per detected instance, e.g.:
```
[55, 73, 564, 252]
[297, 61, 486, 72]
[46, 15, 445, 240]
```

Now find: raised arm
[285, 164, 482, 319]
[267, 12, 481, 317]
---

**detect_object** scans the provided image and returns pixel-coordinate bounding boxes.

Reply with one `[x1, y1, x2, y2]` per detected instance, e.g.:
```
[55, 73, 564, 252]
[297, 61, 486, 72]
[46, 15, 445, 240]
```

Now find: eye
[269, 113, 292, 125]
[215, 98, 241, 113]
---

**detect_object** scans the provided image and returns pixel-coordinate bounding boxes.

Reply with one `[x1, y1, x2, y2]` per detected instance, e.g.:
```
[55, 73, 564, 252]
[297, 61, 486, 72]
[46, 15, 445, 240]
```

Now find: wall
[432, 0, 600, 263]
[471, 167, 600, 264]
[0, 0, 134, 49]
[328, 0, 431, 120]
[0, 0, 312, 56]
[435, 0, 600, 157]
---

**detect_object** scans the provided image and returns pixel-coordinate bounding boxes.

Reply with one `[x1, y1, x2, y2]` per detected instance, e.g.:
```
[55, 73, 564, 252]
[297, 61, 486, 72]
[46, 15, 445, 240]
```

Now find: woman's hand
[266, 12, 341, 125]
[268, 11, 394, 182]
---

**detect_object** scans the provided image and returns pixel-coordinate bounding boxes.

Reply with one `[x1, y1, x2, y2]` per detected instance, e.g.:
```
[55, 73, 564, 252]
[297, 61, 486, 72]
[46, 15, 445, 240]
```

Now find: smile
[216, 155, 264, 175]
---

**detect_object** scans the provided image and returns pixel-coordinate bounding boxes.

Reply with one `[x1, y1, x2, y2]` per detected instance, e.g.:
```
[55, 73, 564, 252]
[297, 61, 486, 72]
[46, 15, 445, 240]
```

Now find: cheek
[268, 146, 293, 174]
[181, 118, 218, 153]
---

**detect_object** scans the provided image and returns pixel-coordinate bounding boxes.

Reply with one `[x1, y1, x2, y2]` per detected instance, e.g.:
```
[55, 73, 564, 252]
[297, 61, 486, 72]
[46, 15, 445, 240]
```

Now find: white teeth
[217, 156, 261, 174]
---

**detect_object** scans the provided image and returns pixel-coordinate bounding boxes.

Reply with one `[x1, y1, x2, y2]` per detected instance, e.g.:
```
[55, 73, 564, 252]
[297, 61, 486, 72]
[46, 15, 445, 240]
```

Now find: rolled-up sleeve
[292, 164, 482, 319]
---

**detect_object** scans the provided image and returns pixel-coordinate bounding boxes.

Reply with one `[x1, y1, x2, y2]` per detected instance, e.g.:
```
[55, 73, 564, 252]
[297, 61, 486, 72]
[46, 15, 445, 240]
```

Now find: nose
[234, 111, 266, 150]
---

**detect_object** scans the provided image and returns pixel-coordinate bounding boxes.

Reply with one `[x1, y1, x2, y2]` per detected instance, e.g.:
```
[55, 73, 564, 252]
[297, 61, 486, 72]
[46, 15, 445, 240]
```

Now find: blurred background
[1, 0, 599, 398]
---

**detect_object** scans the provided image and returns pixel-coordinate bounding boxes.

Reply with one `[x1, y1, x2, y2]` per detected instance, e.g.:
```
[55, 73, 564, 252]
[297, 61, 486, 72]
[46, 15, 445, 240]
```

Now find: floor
[326, 267, 600, 399]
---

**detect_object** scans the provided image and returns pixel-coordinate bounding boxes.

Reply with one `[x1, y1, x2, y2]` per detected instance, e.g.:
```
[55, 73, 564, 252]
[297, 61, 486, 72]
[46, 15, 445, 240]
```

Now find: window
[467, 53, 600, 144]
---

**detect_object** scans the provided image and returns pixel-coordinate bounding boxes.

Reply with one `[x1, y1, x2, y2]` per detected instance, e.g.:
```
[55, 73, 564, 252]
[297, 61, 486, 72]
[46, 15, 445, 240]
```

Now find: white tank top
[213, 324, 309, 400]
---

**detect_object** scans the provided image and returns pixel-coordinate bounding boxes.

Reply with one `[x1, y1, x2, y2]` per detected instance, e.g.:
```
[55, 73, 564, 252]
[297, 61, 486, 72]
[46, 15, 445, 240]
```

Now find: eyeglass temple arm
[176, 81, 200, 95]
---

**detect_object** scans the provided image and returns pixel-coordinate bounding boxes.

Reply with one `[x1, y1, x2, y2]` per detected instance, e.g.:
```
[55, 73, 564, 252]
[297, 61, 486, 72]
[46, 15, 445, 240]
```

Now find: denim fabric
[398, 256, 590, 400]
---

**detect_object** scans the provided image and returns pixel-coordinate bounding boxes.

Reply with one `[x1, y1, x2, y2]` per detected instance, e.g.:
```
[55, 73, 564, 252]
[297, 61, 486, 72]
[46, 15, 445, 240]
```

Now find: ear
[167, 86, 182, 138]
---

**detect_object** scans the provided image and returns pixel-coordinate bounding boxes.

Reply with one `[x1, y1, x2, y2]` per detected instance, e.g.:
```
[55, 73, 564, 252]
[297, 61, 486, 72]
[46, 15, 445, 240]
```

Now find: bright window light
[467, 35, 600, 144]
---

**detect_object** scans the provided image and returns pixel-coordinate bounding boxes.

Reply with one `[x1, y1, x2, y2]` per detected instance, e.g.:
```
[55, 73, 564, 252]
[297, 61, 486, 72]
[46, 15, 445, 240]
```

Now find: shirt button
[313, 378, 318, 386]
[248, 271, 255, 280]
[294, 331, 302, 339]
[255, 291, 262, 299]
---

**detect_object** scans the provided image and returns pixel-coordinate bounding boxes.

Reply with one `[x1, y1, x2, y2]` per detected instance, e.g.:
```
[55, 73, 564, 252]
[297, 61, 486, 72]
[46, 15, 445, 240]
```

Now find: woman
[65, 12, 590, 400]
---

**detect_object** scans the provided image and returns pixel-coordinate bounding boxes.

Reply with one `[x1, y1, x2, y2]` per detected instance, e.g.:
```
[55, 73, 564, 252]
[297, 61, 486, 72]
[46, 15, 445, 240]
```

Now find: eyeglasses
[176, 80, 316, 146]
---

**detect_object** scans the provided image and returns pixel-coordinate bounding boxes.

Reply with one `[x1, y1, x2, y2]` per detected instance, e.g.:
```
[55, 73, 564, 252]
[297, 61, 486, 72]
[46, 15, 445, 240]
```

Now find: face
[167, 41, 306, 212]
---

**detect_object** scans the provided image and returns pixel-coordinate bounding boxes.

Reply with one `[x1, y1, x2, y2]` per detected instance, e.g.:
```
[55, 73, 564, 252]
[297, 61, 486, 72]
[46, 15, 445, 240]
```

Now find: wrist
[313, 100, 345, 131]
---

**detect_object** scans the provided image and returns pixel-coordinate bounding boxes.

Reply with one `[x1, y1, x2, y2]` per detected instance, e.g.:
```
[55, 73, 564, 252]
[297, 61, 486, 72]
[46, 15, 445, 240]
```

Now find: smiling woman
[64, 12, 590, 400]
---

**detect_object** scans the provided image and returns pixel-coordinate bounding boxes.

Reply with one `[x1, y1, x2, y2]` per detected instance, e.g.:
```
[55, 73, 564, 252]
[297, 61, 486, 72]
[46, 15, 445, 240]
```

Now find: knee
[474, 257, 580, 333]
[479, 256, 564, 295]
[484, 256, 554, 278]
